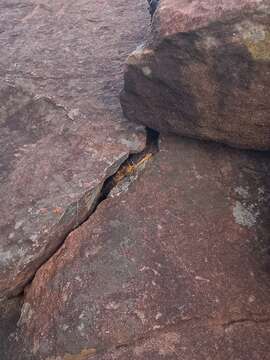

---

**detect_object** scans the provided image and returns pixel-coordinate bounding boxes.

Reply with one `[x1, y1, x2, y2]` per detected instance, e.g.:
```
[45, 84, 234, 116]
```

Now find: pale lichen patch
[17, 302, 33, 326]
[235, 186, 249, 199]
[142, 66, 152, 77]
[233, 201, 259, 228]
[14, 220, 24, 230]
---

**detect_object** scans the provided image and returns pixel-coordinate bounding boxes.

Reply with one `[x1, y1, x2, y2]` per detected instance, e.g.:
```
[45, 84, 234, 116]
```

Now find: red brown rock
[121, 0, 270, 150]
[11, 135, 270, 359]
[91, 321, 270, 360]
[0, 296, 22, 358]
[0, 0, 148, 298]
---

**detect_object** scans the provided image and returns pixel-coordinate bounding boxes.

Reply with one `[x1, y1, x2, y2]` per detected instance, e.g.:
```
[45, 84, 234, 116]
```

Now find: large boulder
[0, 0, 148, 299]
[121, 0, 270, 150]
[9, 135, 270, 359]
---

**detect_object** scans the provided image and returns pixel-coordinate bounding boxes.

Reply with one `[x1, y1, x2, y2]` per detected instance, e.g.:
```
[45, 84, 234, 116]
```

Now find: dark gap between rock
[100, 127, 159, 201]
[2, 128, 159, 357]
[15, 128, 159, 300]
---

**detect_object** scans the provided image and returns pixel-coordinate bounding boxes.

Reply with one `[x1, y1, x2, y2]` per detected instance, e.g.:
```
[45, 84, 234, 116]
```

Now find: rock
[90, 321, 270, 360]
[121, 0, 270, 150]
[0, 296, 22, 358]
[0, 0, 148, 298]
[10, 135, 270, 359]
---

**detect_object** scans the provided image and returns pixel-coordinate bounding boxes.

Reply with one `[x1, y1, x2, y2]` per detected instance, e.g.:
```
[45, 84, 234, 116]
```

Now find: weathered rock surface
[121, 0, 270, 150]
[10, 136, 270, 359]
[91, 320, 270, 360]
[0, 297, 22, 358]
[0, 0, 148, 298]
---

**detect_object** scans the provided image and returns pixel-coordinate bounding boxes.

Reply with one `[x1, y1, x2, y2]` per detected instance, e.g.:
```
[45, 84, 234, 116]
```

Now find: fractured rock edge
[1, 129, 159, 359]
[0, 0, 149, 300]
[10, 133, 270, 360]
[13, 128, 159, 299]
[0, 84, 149, 300]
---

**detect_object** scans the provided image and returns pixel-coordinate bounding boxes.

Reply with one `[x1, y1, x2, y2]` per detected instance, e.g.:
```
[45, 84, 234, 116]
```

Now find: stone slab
[10, 135, 270, 359]
[0, 0, 148, 298]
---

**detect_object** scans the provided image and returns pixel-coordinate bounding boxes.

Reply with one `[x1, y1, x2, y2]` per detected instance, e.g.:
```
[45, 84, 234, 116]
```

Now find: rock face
[121, 0, 270, 150]
[0, 1, 148, 298]
[10, 136, 270, 359]
[0, 297, 22, 358]
[91, 320, 270, 360]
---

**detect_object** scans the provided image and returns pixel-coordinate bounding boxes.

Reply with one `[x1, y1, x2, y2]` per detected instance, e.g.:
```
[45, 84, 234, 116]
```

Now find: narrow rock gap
[100, 127, 159, 201]
[2, 128, 159, 356]
[14, 127, 159, 300]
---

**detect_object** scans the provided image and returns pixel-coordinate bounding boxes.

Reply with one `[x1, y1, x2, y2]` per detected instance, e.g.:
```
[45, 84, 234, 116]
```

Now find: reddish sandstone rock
[0, 0, 148, 298]
[0, 297, 22, 358]
[11, 136, 270, 359]
[121, 0, 270, 150]
[91, 321, 270, 360]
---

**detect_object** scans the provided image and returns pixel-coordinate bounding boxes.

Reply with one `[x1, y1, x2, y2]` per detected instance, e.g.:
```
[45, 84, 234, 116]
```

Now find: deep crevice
[5, 127, 160, 357]
[13, 127, 159, 300]
[100, 127, 159, 201]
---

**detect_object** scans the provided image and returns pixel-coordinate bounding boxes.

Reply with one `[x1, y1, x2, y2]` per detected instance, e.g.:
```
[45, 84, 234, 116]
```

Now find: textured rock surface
[121, 0, 270, 150]
[91, 321, 270, 360]
[0, 297, 22, 358]
[0, 0, 148, 298]
[10, 136, 270, 359]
